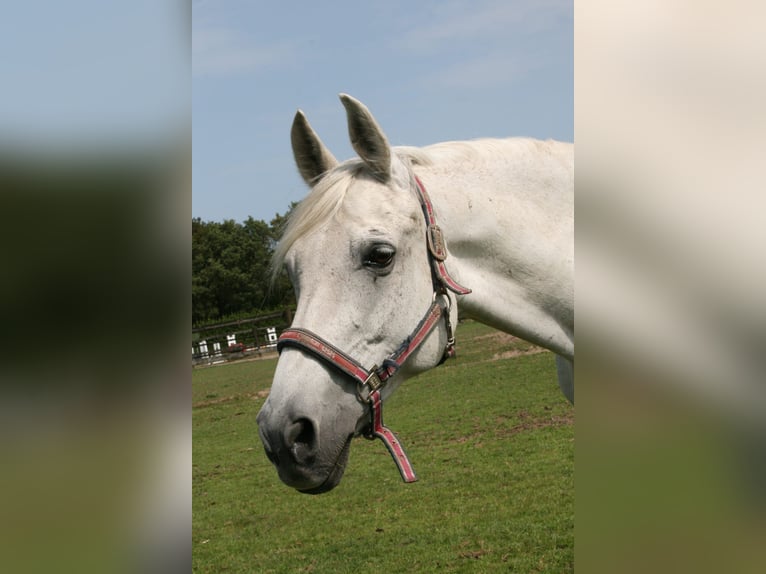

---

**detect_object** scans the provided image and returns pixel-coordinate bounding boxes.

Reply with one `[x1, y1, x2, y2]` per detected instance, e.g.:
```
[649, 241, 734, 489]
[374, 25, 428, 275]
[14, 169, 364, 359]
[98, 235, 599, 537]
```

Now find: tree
[192, 209, 296, 326]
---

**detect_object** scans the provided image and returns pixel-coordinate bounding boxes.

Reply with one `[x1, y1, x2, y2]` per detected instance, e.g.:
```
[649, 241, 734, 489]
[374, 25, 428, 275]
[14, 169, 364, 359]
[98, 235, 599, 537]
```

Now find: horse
[256, 94, 573, 494]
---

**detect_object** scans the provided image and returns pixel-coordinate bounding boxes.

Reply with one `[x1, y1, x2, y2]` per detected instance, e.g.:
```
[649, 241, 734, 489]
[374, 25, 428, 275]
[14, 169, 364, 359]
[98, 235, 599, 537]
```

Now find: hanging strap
[367, 389, 417, 482]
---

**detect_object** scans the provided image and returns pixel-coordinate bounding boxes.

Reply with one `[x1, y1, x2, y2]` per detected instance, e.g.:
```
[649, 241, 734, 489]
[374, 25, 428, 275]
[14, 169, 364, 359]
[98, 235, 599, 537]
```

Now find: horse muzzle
[256, 406, 351, 494]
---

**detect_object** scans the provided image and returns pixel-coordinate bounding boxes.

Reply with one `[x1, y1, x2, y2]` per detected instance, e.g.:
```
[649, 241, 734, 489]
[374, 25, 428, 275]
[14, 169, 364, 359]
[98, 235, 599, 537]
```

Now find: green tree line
[192, 207, 296, 326]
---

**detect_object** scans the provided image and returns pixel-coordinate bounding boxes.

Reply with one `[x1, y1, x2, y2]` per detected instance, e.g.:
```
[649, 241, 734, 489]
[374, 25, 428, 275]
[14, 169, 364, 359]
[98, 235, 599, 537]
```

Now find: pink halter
[277, 176, 470, 483]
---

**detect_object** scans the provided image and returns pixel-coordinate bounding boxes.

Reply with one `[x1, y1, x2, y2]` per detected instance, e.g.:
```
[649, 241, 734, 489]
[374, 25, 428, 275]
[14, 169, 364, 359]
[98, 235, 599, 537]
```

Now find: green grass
[193, 321, 573, 573]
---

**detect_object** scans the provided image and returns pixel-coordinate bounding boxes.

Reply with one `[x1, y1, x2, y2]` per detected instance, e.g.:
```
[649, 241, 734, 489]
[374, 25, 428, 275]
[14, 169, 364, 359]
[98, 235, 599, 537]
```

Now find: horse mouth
[298, 435, 353, 495]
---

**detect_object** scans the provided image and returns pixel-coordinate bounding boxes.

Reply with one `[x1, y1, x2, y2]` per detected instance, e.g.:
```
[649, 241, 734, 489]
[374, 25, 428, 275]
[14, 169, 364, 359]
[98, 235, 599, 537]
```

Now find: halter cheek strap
[414, 176, 472, 297]
[276, 175, 470, 483]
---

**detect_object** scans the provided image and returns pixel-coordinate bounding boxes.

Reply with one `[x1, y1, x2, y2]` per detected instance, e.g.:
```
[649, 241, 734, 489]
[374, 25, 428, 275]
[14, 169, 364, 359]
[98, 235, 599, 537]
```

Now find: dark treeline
[192, 206, 296, 326]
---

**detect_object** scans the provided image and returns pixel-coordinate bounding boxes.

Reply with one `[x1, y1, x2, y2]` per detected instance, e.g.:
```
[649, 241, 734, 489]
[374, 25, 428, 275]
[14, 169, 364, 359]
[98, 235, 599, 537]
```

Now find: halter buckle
[364, 368, 383, 392]
[427, 225, 448, 261]
[356, 366, 382, 403]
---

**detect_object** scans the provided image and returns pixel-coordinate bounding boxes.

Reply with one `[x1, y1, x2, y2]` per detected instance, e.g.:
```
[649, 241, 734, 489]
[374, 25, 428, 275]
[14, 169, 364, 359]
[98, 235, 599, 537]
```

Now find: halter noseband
[277, 176, 471, 483]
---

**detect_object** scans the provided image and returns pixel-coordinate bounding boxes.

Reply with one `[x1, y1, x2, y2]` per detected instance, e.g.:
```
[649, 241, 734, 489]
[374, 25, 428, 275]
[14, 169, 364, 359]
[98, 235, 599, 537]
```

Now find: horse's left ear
[339, 94, 391, 182]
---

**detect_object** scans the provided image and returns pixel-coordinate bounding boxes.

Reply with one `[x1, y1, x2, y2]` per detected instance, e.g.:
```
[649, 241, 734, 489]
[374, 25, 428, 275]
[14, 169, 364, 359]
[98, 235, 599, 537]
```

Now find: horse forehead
[340, 180, 421, 226]
[286, 179, 422, 270]
[287, 226, 342, 269]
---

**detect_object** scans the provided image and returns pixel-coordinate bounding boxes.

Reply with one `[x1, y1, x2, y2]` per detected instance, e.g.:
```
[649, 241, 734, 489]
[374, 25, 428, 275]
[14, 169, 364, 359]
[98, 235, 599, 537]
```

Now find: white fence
[192, 326, 280, 365]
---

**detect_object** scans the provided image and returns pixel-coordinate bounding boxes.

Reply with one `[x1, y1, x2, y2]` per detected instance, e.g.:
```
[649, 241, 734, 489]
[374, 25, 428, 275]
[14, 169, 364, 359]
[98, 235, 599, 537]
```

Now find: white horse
[256, 94, 573, 493]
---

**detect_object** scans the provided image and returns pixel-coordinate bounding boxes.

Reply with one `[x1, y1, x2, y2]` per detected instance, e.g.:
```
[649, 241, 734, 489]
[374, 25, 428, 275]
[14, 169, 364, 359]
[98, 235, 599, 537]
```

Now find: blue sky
[0, 1, 186, 146]
[193, 0, 572, 223]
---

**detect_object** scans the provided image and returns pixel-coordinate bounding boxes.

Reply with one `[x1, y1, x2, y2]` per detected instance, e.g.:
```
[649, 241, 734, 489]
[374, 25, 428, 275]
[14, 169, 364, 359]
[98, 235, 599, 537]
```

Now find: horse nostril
[295, 417, 315, 444]
[286, 417, 317, 465]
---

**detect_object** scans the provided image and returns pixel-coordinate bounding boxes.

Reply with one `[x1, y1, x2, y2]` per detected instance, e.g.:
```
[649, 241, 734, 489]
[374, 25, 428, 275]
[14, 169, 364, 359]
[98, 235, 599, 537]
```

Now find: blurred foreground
[577, 2, 766, 572]
[0, 3, 189, 573]
[0, 145, 190, 574]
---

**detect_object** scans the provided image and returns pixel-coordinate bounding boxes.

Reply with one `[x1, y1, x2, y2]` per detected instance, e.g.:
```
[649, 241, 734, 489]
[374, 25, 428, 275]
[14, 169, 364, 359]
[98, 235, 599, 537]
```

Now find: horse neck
[414, 139, 574, 358]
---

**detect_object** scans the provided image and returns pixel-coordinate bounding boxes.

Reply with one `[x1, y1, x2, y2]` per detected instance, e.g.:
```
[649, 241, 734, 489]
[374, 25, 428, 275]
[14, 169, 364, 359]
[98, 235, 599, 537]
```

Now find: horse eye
[364, 245, 396, 269]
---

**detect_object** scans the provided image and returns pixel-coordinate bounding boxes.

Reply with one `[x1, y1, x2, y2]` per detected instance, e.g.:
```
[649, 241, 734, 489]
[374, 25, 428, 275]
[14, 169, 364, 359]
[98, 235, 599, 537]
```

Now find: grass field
[193, 321, 574, 573]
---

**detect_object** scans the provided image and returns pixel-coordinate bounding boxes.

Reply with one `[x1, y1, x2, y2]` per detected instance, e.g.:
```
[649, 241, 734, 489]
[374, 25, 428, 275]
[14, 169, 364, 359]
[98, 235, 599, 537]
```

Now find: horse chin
[297, 435, 352, 495]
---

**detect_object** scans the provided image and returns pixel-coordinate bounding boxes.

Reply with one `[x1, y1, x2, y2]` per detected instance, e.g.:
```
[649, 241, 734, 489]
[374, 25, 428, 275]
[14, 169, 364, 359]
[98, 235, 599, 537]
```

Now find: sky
[0, 1, 186, 147]
[192, 0, 573, 223]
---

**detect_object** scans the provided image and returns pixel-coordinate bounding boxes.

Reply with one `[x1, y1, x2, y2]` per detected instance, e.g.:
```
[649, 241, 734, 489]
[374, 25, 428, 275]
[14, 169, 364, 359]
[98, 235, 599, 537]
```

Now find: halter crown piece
[277, 176, 471, 483]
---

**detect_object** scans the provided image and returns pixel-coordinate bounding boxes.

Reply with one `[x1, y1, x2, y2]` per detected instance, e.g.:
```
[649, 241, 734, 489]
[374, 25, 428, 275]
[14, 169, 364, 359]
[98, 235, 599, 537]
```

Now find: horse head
[256, 95, 460, 493]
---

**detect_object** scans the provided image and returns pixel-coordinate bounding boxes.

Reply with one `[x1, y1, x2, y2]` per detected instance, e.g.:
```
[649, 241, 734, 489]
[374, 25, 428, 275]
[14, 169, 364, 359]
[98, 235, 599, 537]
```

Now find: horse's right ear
[291, 110, 338, 186]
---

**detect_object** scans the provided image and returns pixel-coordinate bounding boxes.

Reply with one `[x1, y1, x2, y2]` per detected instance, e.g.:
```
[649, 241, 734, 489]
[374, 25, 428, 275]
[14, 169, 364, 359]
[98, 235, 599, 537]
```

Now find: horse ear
[291, 110, 338, 186]
[339, 94, 391, 182]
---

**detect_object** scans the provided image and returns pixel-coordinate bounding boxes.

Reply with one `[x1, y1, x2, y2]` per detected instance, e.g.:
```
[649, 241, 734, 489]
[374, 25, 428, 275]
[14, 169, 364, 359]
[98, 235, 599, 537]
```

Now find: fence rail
[192, 308, 293, 366]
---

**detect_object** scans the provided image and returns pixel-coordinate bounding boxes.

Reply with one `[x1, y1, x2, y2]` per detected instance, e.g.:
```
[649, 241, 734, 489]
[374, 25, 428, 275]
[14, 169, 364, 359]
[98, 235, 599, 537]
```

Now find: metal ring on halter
[432, 286, 452, 311]
[437, 289, 453, 330]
